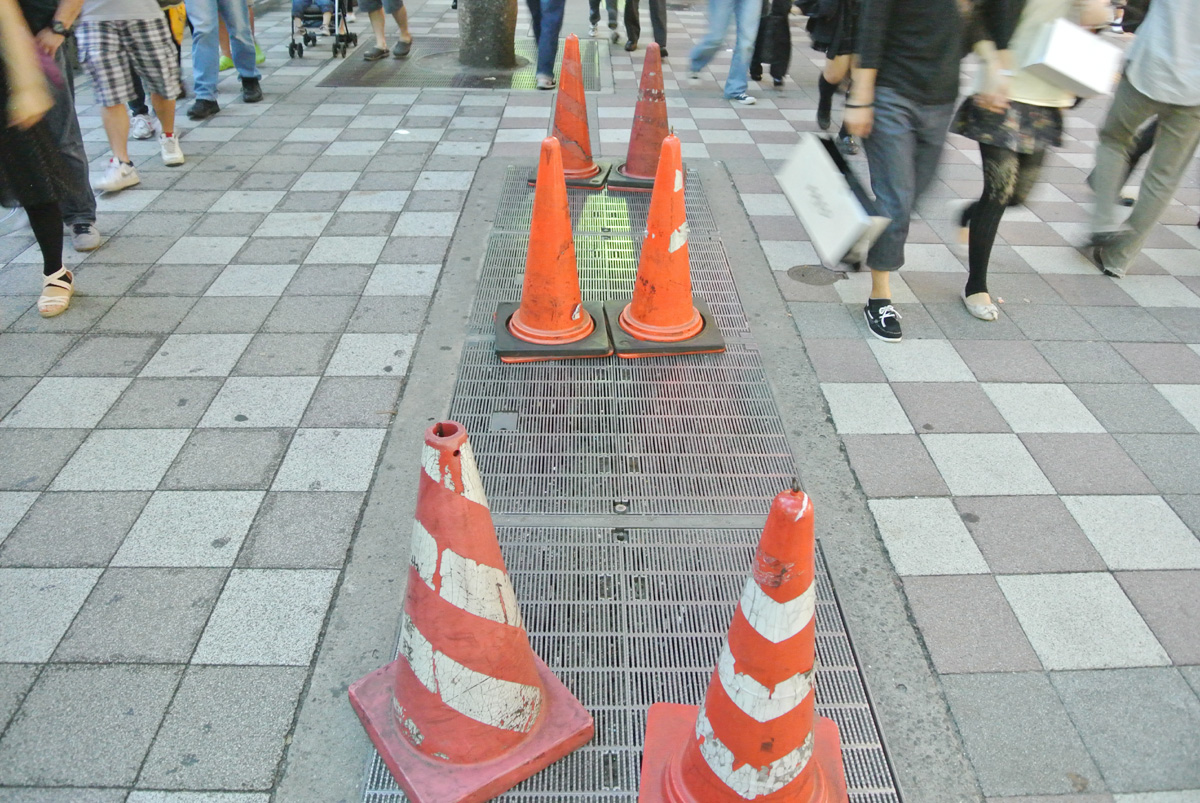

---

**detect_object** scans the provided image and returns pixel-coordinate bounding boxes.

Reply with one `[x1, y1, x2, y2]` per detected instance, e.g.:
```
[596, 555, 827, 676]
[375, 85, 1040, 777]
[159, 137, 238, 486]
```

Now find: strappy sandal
[38, 267, 74, 318]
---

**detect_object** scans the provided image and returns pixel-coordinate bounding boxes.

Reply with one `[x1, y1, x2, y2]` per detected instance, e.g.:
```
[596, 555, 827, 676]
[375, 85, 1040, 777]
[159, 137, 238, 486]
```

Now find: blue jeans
[46, 47, 95, 226]
[861, 87, 955, 271]
[188, 0, 260, 101]
[689, 0, 760, 98]
[293, 0, 333, 15]
[535, 0, 565, 76]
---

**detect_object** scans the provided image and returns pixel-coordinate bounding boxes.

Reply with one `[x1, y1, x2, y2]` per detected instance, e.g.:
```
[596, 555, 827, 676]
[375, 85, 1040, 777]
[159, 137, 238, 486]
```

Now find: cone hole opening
[453, 450, 461, 457]
[433, 421, 461, 439]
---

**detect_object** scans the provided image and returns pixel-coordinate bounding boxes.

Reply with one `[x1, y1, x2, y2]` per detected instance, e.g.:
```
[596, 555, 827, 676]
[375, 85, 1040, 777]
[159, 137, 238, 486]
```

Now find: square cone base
[528, 161, 612, 190]
[606, 162, 657, 193]
[604, 297, 725, 359]
[639, 703, 850, 803]
[494, 301, 613, 363]
[349, 654, 595, 803]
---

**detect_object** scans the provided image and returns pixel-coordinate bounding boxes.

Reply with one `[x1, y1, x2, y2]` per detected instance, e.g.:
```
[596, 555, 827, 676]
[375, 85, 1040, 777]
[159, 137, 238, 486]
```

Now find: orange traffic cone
[349, 421, 595, 803]
[610, 43, 670, 192]
[530, 34, 610, 190]
[638, 485, 849, 803]
[605, 133, 724, 358]
[496, 136, 613, 362]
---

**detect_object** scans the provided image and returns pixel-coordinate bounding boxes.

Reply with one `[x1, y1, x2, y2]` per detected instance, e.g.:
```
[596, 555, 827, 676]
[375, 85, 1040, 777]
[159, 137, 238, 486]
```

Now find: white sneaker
[731, 93, 756, 105]
[130, 114, 155, 140]
[345, 11, 355, 21]
[160, 133, 185, 166]
[93, 158, 140, 192]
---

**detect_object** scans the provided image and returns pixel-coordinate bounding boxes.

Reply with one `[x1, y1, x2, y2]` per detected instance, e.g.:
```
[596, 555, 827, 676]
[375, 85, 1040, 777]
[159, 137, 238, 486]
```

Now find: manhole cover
[787, 264, 844, 285]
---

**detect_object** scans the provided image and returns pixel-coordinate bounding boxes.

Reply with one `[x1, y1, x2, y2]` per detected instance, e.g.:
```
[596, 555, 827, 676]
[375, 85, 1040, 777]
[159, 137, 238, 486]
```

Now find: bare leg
[870, 268, 891, 300]
[369, 7, 387, 48]
[149, 92, 176, 137]
[100, 105, 131, 163]
[391, 6, 410, 42]
[219, 17, 230, 58]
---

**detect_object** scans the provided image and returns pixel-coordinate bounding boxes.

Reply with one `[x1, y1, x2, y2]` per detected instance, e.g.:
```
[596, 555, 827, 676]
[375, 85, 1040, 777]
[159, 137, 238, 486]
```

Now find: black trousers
[750, 0, 792, 80]
[624, 0, 666, 47]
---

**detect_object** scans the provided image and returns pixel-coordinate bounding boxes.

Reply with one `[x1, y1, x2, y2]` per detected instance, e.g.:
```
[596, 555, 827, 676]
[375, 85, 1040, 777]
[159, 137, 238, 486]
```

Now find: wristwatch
[49, 19, 71, 35]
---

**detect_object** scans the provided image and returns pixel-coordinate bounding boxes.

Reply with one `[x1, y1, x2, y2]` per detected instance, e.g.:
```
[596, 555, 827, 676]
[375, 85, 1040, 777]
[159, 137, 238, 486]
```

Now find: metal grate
[362, 531, 900, 803]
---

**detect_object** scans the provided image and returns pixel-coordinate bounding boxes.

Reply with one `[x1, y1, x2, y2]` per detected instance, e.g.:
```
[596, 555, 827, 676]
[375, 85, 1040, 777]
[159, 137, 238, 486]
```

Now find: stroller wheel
[288, 41, 295, 57]
[349, 33, 358, 46]
[297, 42, 304, 56]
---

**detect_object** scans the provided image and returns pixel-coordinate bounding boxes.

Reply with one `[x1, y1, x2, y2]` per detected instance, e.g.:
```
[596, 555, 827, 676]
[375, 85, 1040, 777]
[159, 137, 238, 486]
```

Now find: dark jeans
[534, 0, 565, 76]
[589, 0, 618, 27]
[45, 47, 95, 227]
[625, 0, 666, 46]
[861, 86, 955, 271]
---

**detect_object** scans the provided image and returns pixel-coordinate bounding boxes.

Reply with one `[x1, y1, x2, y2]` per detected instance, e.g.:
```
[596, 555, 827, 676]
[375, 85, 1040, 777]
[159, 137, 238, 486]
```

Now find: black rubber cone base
[495, 301, 614, 362]
[606, 162, 657, 193]
[604, 297, 725, 358]
[528, 161, 612, 190]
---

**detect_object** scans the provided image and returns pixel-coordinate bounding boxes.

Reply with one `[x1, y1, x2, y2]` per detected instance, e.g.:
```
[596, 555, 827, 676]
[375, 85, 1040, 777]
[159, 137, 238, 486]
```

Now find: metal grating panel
[361, 532, 900, 802]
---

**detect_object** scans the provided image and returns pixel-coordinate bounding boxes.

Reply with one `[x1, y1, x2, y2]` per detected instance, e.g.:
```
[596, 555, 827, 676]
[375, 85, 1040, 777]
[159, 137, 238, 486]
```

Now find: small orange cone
[638, 485, 850, 803]
[530, 34, 610, 190]
[496, 136, 613, 362]
[610, 43, 670, 192]
[605, 133, 724, 358]
[349, 421, 595, 803]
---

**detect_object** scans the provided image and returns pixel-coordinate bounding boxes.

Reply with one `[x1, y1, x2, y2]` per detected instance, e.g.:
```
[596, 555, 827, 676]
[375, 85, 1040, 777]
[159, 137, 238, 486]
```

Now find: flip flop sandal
[363, 46, 387, 61]
[39, 267, 74, 318]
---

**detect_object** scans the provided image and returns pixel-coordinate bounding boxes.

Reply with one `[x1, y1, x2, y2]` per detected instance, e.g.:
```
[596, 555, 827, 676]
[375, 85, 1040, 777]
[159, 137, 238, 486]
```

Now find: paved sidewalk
[0, 0, 1198, 800]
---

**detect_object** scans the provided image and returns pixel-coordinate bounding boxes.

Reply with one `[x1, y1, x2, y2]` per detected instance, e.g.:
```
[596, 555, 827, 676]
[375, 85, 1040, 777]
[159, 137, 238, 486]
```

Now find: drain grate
[362, 531, 900, 803]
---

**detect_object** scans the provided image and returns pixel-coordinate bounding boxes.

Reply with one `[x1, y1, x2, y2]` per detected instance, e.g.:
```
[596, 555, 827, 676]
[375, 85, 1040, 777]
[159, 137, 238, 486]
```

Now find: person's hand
[34, 28, 65, 56]
[7, 84, 52, 129]
[844, 105, 873, 139]
[976, 70, 1011, 113]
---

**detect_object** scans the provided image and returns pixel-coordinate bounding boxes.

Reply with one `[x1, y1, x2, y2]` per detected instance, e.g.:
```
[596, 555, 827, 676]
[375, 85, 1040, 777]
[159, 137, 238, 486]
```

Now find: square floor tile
[175, 297, 277, 334]
[303, 235, 386, 264]
[1022, 434, 1156, 495]
[99, 377, 223, 429]
[868, 340, 975, 382]
[1077, 306, 1179, 342]
[1115, 571, 1200, 665]
[0, 491, 150, 567]
[842, 435, 950, 497]
[0, 663, 39, 734]
[1156, 384, 1200, 432]
[998, 573, 1170, 669]
[0, 664, 180, 786]
[952, 340, 1063, 383]
[299, 377, 402, 428]
[272, 428, 386, 492]
[238, 492, 362, 568]
[0, 429, 88, 491]
[325, 333, 417, 376]
[54, 568, 226, 662]
[0, 334, 78, 376]
[140, 334, 254, 377]
[49, 335, 161, 377]
[111, 491, 264, 567]
[362, 263, 440, 296]
[1118, 276, 1200, 308]
[1063, 495, 1200, 570]
[942, 673, 1104, 796]
[0, 377, 36, 421]
[204, 264, 298, 296]
[138, 666, 305, 790]
[1115, 343, 1200, 384]
[792, 302, 863, 339]
[199, 377, 318, 428]
[821, 383, 912, 434]
[391, 211, 457, 237]
[956, 496, 1105, 574]
[50, 429, 189, 491]
[0, 491, 37, 545]
[192, 568, 338, 664]
[159, 237, 248, 265]
[212, 190, 286, 213]
[0, 568, 101, 661]
[232, 333, 338, 376]
[94, 297, 198, 334]
[130, 263, 224, 297]
[1007, 304, 1102, 340]
[283, 264, 372, 296]
[802, 339, 887, 383]
[161, 429, 291, 491]
[254, 211, 332, 237]
[893, 382, 1010, 433]
[870, 498, 989, 576]
[923, 433, 1055, 496]
[346, 296, 429, 333]
[0, 378, 130, 429]
[1038, 341, 1149, 385]
[1116, 435, 1200, 494]
[1052, 669, 1200, 793]
[1072, 384, 1197, 434]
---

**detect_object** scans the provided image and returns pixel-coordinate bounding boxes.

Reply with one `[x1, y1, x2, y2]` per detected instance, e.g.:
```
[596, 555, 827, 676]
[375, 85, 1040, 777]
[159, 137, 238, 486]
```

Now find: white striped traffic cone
[638, 485, 849, 803]
[349, 421, 594, 803]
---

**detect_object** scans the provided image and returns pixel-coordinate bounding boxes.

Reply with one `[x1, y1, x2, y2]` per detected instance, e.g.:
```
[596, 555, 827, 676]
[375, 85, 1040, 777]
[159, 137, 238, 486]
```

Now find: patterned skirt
[951, 97, 1065, 155]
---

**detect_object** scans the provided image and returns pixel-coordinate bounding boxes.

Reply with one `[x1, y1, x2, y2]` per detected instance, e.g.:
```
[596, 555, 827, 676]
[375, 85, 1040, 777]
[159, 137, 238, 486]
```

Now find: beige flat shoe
[962, 291, 998, 322]
[38, 267, 73, 318]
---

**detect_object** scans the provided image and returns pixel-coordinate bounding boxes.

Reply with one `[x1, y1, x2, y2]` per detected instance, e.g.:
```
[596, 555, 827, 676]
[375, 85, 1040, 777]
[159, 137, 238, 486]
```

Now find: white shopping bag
[777, 133, 890, 269]
[1022, 18, 1123, 97]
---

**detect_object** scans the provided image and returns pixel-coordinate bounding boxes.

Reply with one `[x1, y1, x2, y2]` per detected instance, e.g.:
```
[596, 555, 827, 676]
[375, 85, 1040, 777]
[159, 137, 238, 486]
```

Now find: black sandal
[363, 46, 387, 61]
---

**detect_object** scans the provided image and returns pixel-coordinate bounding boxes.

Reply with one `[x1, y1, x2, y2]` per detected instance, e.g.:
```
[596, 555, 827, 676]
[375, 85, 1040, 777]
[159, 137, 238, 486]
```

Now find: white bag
[776, 133, 889, 269]
[1021, 18, 1123, 97]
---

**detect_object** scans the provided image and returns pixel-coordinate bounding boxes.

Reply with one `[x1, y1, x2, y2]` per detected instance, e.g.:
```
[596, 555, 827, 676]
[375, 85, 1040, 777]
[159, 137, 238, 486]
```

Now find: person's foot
[1092, 244, 1125, 278]
[624, 39, 636, 51]
[536, 72, 556, 90]
[750, 72, 762, 82]
[38, 267, 73, 318]
[659, 46, 668, 57]
[255, 41, 265, 63]
[772, 76, 783, 87]
[160, 133, 185, 166]
[94, 158, 140, 193]
[241, 77, 263, 103]
[962, 291, 998, 321]
[610, 29, 620, 44]
[864, 298, 902, 342]
[130, 113, 155, 140]
[589, 22, 599, 37]
[187, 98, 220, 120]
[730, 93, 756, 105]
[392, 38, 412, 57]
[71, 223, 101, 252]
[363, 45, 387, 60]
[218, 54, 234, 71]
[346, 10, 356, 20]
[816, 105, 831, 131]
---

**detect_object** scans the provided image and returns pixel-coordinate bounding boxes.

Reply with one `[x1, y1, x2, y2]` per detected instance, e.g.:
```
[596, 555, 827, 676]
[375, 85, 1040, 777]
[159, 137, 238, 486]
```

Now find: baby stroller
[289, 0, 358, 58]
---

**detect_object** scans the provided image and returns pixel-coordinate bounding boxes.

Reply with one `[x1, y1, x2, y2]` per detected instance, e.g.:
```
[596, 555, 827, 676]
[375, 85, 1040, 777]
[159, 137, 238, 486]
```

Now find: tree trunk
[459, 0, 518, 68]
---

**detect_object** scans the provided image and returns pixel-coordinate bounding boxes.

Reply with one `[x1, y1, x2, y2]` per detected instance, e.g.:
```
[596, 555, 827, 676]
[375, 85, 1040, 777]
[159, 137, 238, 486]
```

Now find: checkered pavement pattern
[1, 0, 1199, 799]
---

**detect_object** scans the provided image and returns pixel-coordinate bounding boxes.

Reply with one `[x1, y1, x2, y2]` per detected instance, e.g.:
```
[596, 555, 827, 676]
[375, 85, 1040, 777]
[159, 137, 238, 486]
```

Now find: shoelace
[876, 304, 901, 324]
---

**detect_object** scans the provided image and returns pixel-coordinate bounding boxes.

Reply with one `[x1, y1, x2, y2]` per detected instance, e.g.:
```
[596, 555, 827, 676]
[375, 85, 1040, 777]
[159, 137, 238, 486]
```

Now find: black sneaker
[187, 99, 220, 120]
[816, 105, 831, 131]
[864, 299, 902, 342]
[241, 77, 263, 103]
[624, 39, 636, 51]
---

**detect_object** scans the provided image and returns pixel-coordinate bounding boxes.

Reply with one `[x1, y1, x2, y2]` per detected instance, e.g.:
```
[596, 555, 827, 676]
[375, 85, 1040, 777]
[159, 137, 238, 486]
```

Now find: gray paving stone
[0, 429, 87, 491]
[283, 264, 372, 296]
[161, 429, 291, 491]
[923, 303, 1029, 341]
[109, 211, 202, 237]
[1115, 571, 1200, 664]
[54, 568, 226, 662]
[232, 333, 338, 376]
[299, 377, 402, 428]
[199, 377, 318, 428]
[1116, 435, 1200, 494]
[48, 335, 161, 377]
[0, 788, 128, 802]
[870, 498, 989, 575]
[131, 263, 225, 296]
[1052, 669, 1200, 793]
[362, 263, 440, 296]
[822, 383, 912, 435]
[345, 296, 430, 333]
[868, 339, 975, 382]
[924, 433, 1055, 496]
[232, 237, 314, 265]
[0, 568, 101, 661]
[0, 378, 129, 429]
[952, 340, 1063, 383]
[325, 212, 397, 236]
[99, 377, 223, 429]
[140, 334, 253, 377]
[51, 427, 188, 489]
[174, 297, 277, 334]
[1034, 342, 1145, 384]
[159, 236, 247, 265]
[1076, 306, 1180, 342]
[272, 428, 387, 492]
[261, 295, 357, 331]
[10, 295, 120, 334]
[1022, 434, 1156, 495]
[788, 302, 862, 339]
[94, 297, 198, 334]
[1157, 385, 1200, 433]
[83, 236, 174, 264]
[325, 333, 416, 376]
[802, 339, 886, 383]
[841, 435, 950, 497]
[942, 673, 1104, 796]
[1111, 794, 1200, 803]
[111, 491, 264, 567]
[1165, 494, 1200, 534]
[998, 573, 1169, 670]
[303, 235, 385, 264]
[190, 212, 268, 237]
[0, 491, 36, 545]
[377, 235, 451, 264]
[1071, 384, 1198, 434]
[1150, 307, 1200, 341]
[126, 793, 270, 803]
[0, 334, 78, 377]
[988, 795, 1116, 803]
[276, 190, 345, 212]
[1043, 273, 1141, 306]
[204, 264, 298, 297]
[1063, 495, 1200, 570]
[1115, 343, 1200, 384]
[893, 382, 1010, 433]
[1006, 304, 1102, 340]
[0, 492, 149, 567]
[1182, 667, 1200, 699]
[238, 492, 362, 568]
[0, 664, 38, 733]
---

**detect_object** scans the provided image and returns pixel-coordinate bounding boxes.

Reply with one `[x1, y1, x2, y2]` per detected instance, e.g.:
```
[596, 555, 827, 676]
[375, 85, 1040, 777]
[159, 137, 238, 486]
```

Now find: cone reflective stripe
[638, 487, 849, 803]
[349, 422, 594, 803]
[611, 43, 669, 191]
[544, 34, 610, 187]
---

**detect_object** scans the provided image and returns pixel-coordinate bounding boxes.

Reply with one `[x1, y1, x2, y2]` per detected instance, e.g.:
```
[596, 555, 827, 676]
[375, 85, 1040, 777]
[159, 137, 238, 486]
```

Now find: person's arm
[33, 0, 84, 56]
[0, 0, 52, 128]
[844, 0, 891, 138]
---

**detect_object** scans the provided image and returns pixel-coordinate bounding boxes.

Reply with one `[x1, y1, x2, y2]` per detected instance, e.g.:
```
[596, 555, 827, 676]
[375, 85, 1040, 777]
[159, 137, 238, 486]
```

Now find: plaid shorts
[75, 18, 182, 108]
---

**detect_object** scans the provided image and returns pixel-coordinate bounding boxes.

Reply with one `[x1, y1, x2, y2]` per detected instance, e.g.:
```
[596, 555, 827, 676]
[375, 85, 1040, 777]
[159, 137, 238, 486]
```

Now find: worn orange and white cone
[638, 486, 849, 803]
[530, 34, 610, 189]
[348, 421, 595, 803]
[496, 136, 613, 362]
[611, 42, 670, 191]
[605, 133, 724, 358]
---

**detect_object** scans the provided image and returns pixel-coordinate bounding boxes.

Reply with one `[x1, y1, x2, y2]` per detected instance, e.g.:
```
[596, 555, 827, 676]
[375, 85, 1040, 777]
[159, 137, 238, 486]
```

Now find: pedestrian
[532, 0, 565, 89]
[689, 0, 761, 105]
[804, 0, 858, 152]
[1090, 0, 1200, 276]
[218, 0, 263, 70]
[623, 0, 666, 55]
[589, 0, 619, 43]
[844, 0, 1014, 341]
[954, 0, 1110, 321]
[0, 0, 76, 316]
[21, 0, 100, 250]
[750, 0, 792, 88]
[186, 0, 262, 120]
[128, 2, 184, 139]
[359, 0, 411, 61]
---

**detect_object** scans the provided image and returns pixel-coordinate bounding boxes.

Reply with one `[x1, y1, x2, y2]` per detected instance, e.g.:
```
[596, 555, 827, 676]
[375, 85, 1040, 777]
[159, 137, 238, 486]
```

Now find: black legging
[961, 143, 1045, 297]
[26, 202, 63, 276]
